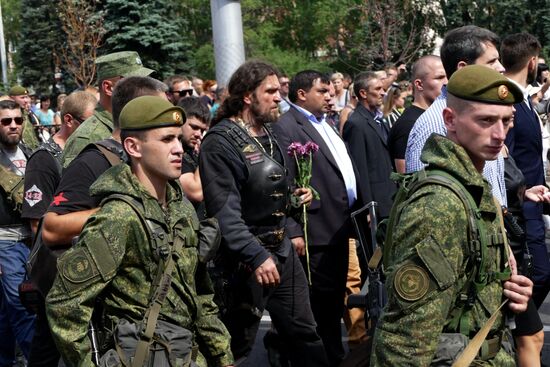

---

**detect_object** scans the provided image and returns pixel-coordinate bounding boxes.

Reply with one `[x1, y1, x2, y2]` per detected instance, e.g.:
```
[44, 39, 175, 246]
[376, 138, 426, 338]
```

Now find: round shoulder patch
[394, 264, 430, 301]
[61, 248, 97, 284]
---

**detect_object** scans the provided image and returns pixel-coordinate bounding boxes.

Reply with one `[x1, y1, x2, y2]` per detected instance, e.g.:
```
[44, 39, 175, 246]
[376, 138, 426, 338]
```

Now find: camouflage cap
[119, 96, 186, 130]
[96, 51, 154, 81]
[8, 85, 29, 96]
[447, 65, 523, 105]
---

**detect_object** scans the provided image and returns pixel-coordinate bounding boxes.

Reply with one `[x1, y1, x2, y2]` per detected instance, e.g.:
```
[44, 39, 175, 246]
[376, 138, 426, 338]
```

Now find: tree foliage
[18, 0, 63, 94]
[101, 0, 192, 80]
[337, 0, 443, 71]
[439, 0, 550, 55]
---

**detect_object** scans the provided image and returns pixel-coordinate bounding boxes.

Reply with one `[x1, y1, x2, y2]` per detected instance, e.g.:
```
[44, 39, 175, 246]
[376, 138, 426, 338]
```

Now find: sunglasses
[0, 117, 24, 126]
[171, 89, 194, 97]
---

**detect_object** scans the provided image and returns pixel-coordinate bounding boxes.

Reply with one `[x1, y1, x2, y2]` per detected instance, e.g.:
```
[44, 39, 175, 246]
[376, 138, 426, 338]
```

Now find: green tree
[102, 0, 192, 80]
[332, 0, 443, 72]
[439, 0, 550, 54]
[1, 0, 22, 84]
[18, 0, 63, 94]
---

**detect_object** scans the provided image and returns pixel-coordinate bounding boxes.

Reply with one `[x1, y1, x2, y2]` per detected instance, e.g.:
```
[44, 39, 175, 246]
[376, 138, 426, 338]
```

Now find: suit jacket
[343, 104, 396, 218]
[272, 107, 359, 247]
[505, 99, 545, 219]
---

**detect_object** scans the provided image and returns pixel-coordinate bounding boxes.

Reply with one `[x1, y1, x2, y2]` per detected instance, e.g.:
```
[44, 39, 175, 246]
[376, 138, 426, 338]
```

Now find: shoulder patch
[394, 264, 430, 301]
[59, 248, 99, 284]
[24, 184, 43, 207]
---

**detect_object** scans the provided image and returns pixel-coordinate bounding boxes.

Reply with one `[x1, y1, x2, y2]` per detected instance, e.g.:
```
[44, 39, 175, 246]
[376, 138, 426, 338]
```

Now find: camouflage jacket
[22, 111, 40, 150]
[46, 163, 233, 367]
[371, 134, 513, 366]
[60, 106, 113, 167]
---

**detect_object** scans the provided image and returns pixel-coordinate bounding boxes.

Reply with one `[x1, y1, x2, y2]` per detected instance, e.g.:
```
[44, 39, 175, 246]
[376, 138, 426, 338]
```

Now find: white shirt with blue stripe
[292, 104, 357, 207]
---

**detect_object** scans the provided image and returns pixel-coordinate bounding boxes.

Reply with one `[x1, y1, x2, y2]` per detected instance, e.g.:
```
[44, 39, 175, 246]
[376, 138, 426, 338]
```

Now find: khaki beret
[96, 51, 154, 81]
[8, 85, 28, 96]
[447, 65, 523, 105]
[119, 96, 186, 130]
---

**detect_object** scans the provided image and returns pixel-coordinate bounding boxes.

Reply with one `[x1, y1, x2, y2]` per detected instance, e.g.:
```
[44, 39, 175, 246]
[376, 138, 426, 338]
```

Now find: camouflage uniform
[60, 106, 113, 167]
[46, 163, 233, 367]
[22, 111, 40, 150]
[371, 134, 514, 366]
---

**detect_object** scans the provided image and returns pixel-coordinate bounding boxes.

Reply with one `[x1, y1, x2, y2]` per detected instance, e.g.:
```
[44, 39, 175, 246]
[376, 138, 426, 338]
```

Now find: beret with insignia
[8, 85, 29, 96]
[447, 65, 523, 105]
[119, 95, 186, 130]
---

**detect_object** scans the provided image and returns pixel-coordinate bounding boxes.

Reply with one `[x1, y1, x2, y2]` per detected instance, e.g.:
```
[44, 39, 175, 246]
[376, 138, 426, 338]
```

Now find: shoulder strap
[30, 141, 63, 176]
[100, 193, 182, 367]
[93, 139, 125, 167]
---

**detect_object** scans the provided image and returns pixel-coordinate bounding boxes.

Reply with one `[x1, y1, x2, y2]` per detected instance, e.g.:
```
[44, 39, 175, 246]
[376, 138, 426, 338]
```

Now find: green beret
[447, 65, 523, 105]
[96, 51, 154, 81]
[8, 85, 28, 96]
[119, 96, 186, 130]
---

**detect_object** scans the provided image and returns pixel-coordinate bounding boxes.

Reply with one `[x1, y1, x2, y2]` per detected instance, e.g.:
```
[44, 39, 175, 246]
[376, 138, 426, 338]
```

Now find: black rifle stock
[349, 201, 387, 335]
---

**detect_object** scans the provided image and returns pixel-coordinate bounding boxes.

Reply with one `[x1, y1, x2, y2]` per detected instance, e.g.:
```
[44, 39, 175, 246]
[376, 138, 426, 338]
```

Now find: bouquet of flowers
[287, 141, 320, 285]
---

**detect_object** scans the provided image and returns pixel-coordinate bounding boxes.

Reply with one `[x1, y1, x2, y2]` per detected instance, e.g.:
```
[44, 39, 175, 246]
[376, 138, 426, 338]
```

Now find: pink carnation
[304, 142, 319, 154]
[288, 142, 306, 157]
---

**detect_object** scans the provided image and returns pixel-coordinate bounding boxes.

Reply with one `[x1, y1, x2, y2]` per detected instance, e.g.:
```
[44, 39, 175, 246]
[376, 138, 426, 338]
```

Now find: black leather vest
[225, 123, 289, 248]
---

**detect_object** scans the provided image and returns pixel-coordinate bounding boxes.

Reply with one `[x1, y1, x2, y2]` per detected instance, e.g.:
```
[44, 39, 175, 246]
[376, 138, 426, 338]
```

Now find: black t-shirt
[47, 148, 111, 215]
[181, 148, 199, 174]
[22, 148, 62, 220]
[387, 105, 425, 160]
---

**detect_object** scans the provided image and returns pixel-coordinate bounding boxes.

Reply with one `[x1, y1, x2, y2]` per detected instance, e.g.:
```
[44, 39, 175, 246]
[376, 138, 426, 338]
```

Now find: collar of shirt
[507, 77, 529, 104]
[440, 85, 448, 99]
[291, 103, 325, 124]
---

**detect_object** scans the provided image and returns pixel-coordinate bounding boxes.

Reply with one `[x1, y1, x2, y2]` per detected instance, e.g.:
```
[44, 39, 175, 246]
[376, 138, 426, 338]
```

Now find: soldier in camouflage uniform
[8, 85, 40, 149]
[371, 66, 534, 366]
[60, 51, 154, 167]
[46, 96, 233, 367]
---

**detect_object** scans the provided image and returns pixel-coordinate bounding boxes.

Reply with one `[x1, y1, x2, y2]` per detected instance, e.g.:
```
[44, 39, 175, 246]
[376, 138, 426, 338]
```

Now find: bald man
[388, 55, 447, 173]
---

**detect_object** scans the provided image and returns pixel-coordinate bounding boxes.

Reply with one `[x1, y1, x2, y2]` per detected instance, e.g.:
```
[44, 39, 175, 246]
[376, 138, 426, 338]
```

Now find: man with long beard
[200, 61, 328, 366]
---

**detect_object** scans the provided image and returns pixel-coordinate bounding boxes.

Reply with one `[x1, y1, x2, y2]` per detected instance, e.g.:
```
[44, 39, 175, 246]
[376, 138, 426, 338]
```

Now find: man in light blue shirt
[405, 25, 508, 205]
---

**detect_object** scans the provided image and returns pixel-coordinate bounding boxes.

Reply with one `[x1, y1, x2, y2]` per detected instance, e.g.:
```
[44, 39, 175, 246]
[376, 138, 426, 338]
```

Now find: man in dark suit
[502, 33, 548, 365]
[343, 71, 396, 219]
[273, 70, 358, 367]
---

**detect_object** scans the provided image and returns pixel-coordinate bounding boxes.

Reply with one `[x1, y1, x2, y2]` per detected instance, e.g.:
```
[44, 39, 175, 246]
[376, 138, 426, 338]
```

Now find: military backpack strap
[93, 141, 124, 167]
[29, 141, 63, 176]
[0, 151, 25, 212]
[99, 193, 183, 367]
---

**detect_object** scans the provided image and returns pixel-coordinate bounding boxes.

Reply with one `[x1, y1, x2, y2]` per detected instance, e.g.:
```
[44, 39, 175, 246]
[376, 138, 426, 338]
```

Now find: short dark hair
[177, 97, 211, 125]
[111, 76, 167, 128]
[440, 25, 500, 78]
[213, 60, 280, 125]
[288, 70, 330, 103]
[164, 74, 190, 89]
[40, 95, 50, 103]
[0, 99, 21, 111]
[500, 33, 541, 74]
[353, 71, 379, 100]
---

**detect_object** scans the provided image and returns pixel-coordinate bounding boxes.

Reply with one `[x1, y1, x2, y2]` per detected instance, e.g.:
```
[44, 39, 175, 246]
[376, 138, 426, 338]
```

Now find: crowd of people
[0, 24, 549, 367]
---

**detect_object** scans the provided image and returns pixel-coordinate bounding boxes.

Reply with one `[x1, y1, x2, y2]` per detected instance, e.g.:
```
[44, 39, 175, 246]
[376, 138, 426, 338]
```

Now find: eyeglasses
[171, 89, 194, 97]
[0, 117, 24, 126]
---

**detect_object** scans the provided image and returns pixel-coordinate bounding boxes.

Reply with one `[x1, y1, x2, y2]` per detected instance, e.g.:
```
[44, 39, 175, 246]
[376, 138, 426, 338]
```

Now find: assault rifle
[348, 201, 386, 336]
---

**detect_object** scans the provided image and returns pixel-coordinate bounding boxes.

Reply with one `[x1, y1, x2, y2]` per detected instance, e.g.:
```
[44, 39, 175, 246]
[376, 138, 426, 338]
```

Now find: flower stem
[303, 204, 311, 286]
